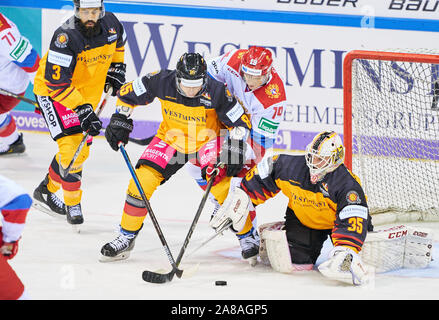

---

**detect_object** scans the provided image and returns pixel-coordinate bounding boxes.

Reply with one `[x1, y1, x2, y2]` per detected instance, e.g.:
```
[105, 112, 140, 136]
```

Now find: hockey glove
[219, 128, 248, 177]
[105, 113, 133, 151]
[74, 103, 102, 136]
[201, 162, 227, 186]
[105, 62, 126, 96]
[0, 227, 19, 260]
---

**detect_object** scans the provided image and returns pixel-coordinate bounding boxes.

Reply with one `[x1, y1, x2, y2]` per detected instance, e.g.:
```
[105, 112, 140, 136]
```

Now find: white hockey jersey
[207, 49, 287, 153]
[0, 13, 40, 94]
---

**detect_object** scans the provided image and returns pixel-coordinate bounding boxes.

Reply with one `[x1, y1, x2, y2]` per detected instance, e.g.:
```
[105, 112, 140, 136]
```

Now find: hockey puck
[215, 280, 227, 286]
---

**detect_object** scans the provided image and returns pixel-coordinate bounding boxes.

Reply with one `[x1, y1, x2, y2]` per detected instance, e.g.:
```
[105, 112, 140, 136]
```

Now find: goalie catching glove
[209, 187, 250, 233]
[318, 246, 373, 286]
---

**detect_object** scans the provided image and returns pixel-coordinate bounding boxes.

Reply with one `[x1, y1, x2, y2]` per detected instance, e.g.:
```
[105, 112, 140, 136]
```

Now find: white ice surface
[1, 131, 439, 300]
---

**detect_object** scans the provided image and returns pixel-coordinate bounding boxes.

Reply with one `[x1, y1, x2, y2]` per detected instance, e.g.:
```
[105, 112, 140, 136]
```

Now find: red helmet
[240, 46, 273, 77]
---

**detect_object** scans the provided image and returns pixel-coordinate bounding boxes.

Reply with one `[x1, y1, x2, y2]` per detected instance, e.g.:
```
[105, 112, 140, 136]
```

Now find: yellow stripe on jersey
[276, 179, 337, 230]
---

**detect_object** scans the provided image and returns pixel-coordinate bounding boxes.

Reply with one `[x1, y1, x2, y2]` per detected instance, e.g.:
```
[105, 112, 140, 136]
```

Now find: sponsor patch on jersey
[226, 101, 244, 123]
[265, 83, 281, 99]
[339, 205, 368, 220]
[346, 190, 361, 204]
[257, 117, 279, 135]
[133, 77, 147, 96]
[10, 37, 28, 61]
[107, 34, 117, 43]
[256, 155, 273, 179]
[48, 50, 73, 68]
[55, 33, 69, 48]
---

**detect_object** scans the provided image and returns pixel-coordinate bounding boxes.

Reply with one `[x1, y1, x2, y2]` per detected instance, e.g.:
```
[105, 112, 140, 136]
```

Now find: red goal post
[343, 50, 439, 224]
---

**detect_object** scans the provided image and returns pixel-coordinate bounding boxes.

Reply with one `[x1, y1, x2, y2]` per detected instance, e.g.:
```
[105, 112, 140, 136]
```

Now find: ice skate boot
[65, 203, 83, 233]
[33, 174, 66, 217]
[237, 227, 260, 266]
[0, 133, 25, 155]
[100, 228, 138, 262]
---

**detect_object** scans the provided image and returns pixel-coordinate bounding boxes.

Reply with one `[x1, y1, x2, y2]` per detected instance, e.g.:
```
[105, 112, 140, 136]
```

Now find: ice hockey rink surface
[1, 131, 439, 301]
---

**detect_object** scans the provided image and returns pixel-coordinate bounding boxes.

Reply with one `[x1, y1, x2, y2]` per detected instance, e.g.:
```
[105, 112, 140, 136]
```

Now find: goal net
[343, 49, 439, 225]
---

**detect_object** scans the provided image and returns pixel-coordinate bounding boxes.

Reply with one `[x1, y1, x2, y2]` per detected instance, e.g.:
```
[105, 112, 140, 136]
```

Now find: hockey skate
[0, 133, 25, 155]
[237, 227, 260, 266]
[100, 229, 138, 262]
[33, 175, 66, 218]
[65, 204, 84, 233]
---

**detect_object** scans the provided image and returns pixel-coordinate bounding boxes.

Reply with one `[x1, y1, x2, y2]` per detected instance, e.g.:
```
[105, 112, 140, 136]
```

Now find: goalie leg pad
[259, 221, 313, 273]
[404, 226, 433, 269]
[360, 225, 434, 273]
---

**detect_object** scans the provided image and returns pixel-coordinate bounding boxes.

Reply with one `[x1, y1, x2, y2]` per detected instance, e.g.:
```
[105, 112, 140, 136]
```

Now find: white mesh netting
[349, 49, 439, 224]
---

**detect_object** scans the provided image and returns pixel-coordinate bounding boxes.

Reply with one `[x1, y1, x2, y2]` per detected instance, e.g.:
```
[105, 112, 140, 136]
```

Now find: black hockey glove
[105, 62, 126, 96]
[74, 103, 102, 136]
[219, 137, 247, 177]
[105, 113, 133, 151]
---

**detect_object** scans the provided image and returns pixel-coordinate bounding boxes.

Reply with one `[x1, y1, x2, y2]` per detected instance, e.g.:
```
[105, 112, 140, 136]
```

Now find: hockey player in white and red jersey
[185, 46, 287, 264]
[0, 174, 32, 299]
[0, 13, 40, 155]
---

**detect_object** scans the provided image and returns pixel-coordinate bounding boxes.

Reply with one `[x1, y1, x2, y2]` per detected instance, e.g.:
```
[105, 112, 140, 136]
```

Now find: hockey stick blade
[142, 267, 183, 284]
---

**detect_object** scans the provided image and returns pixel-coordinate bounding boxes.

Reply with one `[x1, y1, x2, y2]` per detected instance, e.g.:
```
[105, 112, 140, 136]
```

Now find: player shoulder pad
[253, 68, 287, 109]
[225, 49, 247, 74]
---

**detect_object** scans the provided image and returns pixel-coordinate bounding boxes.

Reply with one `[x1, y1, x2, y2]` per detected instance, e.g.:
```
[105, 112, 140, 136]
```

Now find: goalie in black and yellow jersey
[100, 52, 252, 261]
[32, 0, 126, 227]
[211, 131, 375, 285]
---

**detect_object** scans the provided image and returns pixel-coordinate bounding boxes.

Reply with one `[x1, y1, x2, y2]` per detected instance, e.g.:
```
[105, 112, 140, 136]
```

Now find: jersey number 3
[52, 65, 61, 80]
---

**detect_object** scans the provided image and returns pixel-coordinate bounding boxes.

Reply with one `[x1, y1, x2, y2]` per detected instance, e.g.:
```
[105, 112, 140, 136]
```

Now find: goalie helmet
[73, 0, 105, 19]
[175, 52, 207, 98]
[305, 131, 345, 184]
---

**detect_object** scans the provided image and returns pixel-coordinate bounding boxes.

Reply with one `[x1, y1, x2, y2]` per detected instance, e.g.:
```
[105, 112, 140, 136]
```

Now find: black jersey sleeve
[240, 155, 281, 206]
[213, 84, 252, 131]
[331, 172, 369, 253]
[116, 70, 161, 107]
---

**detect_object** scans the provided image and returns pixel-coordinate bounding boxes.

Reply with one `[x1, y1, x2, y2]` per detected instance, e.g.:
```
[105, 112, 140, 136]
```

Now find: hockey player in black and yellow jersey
[100, 52, 252, 261]
[211, 131, 374, 285]
[32, 0, 126, 227]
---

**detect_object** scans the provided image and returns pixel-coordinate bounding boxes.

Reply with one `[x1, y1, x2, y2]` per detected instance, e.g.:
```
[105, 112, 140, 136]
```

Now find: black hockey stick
[0, 88, 38, 107]
[59, 89, 111, 179]
[128, 135, 154, 146]
[142, 169, 218, 283]
[119, 143, 183, 283]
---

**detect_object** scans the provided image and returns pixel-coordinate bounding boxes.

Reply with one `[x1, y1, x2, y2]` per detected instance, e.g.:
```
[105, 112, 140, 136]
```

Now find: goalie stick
[59, 89, 111, 179]
[142, 169, 219, 283]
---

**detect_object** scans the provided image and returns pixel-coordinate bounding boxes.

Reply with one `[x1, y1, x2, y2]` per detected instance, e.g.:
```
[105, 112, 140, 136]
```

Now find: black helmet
[175, 53, 207, 97]
[73, 0, 105, 19]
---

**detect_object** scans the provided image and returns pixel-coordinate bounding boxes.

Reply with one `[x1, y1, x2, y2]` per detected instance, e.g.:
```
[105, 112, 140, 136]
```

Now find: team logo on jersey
[55, 33, 69, 48]
[346, 191, 361, 204]
[265, 84, 281, 99]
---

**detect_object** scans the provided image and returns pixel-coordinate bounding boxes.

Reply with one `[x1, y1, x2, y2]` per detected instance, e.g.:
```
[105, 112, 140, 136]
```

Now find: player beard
[76, 18, 102, 38]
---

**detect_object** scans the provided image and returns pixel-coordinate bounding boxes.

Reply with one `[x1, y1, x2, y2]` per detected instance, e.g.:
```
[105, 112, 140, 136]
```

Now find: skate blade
[246, 256, 258, 267]
[32, 202, 65, 219]
[99, 251, 131, 263]
[71, 224, 81, 233]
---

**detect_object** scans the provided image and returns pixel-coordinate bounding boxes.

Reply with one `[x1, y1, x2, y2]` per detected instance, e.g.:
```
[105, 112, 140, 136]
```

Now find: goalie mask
[305, 131, 345, 184]
[175, 53, 207, 98]
[73, 0, 105, 19]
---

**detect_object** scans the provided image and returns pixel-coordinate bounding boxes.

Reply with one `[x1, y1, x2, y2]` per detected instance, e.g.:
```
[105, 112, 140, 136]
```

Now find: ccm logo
[388, 230, 408, 239]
